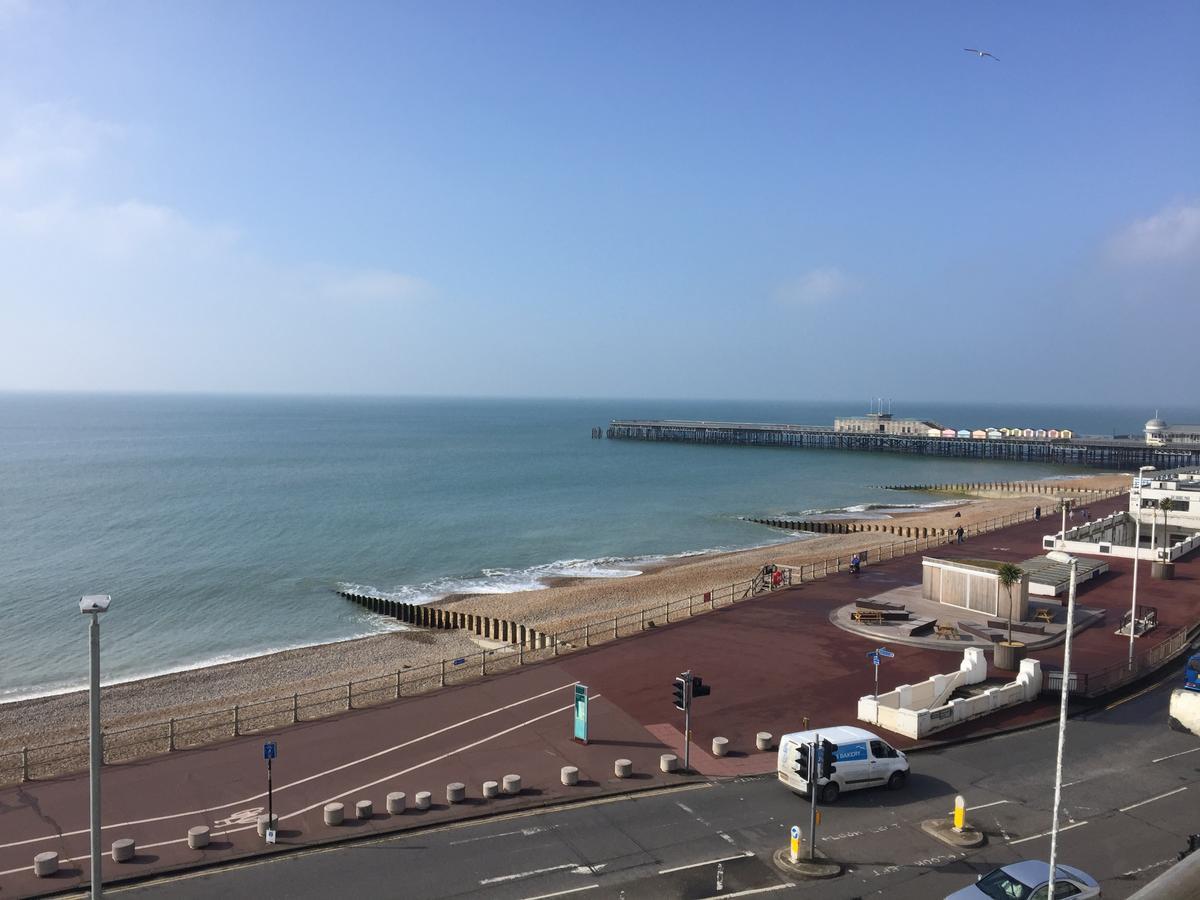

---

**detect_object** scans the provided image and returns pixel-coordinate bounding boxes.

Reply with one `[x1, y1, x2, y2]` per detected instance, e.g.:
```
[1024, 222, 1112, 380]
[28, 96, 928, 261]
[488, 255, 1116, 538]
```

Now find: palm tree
[997, 563, 1024, 645]
[1157, 498, 1174, 558]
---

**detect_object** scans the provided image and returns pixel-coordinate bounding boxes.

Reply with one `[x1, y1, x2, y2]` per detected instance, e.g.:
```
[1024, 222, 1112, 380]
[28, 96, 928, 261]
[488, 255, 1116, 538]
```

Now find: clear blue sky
[1, 1, 1197, 404]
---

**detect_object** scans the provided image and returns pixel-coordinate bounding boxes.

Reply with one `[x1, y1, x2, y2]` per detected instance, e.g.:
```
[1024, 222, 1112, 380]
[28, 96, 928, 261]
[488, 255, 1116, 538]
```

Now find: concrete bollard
[712, 736, 729, 757]
[614, 758, 633, 778]
[111, 838, 135, 863]
[187, 825, 210, 849]
[502, 774, 522, 795]
[356, 800, 373, 820]
[482, 780, 499, 798]
[756, 732, 773, 751]
[256, 813, 278, 836]
[447, 782, 466, 804]
[323, 802, 345, 825]
[33, 851, 58, 877]
[386, 792, 406, 814]
[415, 791, 432, 810]
[561, 766, 579, 786]
[660, 753, 678, 773]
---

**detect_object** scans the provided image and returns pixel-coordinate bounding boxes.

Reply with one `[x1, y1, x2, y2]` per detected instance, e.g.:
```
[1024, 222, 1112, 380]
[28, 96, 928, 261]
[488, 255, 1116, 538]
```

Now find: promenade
[3, 493, 1196, 897]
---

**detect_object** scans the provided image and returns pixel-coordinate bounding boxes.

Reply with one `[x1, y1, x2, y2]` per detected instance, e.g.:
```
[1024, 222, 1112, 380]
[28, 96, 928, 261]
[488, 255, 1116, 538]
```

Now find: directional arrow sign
[877, 647, 894, 658]
[871, 654, 880, 667]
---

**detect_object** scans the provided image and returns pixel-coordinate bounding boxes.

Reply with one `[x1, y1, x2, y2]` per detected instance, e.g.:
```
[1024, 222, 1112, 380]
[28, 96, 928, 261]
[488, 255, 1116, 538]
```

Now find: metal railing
[0, 494, 1127, 787]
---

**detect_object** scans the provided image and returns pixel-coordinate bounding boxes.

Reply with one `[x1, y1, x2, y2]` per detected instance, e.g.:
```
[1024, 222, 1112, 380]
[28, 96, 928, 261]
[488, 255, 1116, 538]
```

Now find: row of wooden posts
[881, 482, 1117, 494]
[746, 519, 959, 537]
[337, 592, 552, 649]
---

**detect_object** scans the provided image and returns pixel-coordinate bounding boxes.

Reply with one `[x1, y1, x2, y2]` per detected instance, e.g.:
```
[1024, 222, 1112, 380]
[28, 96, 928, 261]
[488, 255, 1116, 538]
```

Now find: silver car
[945, 860, 1101, 900]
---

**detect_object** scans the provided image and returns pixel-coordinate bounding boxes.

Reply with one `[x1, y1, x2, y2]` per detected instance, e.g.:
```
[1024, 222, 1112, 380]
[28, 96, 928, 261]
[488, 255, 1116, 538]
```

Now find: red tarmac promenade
[4, 493, 1197, 897]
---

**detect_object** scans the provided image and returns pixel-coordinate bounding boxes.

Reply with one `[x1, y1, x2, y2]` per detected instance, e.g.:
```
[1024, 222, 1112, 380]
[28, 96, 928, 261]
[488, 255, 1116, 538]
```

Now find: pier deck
[607, 419, 1200, 469]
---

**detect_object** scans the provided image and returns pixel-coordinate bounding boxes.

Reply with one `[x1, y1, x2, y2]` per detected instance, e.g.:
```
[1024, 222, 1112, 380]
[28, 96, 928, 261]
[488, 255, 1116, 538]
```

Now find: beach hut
[1034, 428, 1048, 439]
[942, 428, 957, 438]
[971, 429, 987, 440]
[987, 429, 1003, 440]
[1047, 429, 1061, 439]
[1060, 429, 1074, 439]
[1022, 428, 1035, 438]
[956, 429, 972, 439]
[927, 427, 943, 438]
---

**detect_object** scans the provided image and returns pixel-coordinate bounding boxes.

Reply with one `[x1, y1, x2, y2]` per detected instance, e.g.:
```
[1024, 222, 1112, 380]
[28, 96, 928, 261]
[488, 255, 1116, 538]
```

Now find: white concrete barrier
[660, 753, 678, 773]
[386, 792, 406, 814]
[561, 766, 579, 786]
[502, 774, 522, 795]
[482, 780, 499, 798]
[33, 851, 58, 877]
[415, 791, 432, 810]
[447, 782, 466, 803]
[187, 825, 210, 849]
[614, 759, 632, 778]
[712, 736, 729, 757]
[323, 802, 345, 825]
[356, 800, 373, 819]
[756, 732, 773, 751]
[256, 813, 278, 836]
[111, 838, 135, 863]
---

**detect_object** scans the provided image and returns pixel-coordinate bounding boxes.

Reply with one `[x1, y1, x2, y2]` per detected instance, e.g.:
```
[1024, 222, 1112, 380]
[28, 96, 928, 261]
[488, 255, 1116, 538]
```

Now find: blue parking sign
[264, 741, 277, 760]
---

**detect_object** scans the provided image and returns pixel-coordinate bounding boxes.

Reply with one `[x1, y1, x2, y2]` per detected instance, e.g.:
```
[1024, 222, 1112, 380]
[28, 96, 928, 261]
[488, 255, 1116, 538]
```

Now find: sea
[1, 394, 1188, 702]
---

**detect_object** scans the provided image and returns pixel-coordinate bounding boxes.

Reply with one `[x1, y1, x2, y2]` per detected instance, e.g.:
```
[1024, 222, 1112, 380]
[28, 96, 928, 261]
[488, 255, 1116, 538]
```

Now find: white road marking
[658, 850, 754, 874]
[482, 863, 577, 884]
[1119, 787, 1188, 812]
[450, 825, 547, 845]
[676, 802, 695, 814]
[699, 885, 792, 899]
[1119, 858, 1175, 878]
[944, 799, 1009, 814]
[0, 695, 599, 878]
[718, 831, 737, 845]
[1152, 746, 1200, 763]
[0, 680, 579, 851]
[1009, 821, 1089, 845]
[521, 886, 599, 900]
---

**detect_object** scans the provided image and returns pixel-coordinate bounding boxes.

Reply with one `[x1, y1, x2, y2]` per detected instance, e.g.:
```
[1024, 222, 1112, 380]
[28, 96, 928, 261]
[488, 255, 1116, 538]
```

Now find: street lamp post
[1045, 552, 1078, 900]
[80, 595, 112, 900]
[1129, 466, 1156, 670]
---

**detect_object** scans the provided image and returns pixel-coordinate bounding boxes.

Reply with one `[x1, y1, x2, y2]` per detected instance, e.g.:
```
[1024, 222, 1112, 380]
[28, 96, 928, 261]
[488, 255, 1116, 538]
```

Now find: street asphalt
[102, 671, 1200, 900]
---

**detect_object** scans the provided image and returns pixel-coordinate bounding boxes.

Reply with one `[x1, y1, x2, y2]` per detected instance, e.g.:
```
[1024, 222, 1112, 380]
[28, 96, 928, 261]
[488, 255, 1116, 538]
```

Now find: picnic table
[934, 623, 959, 640]
[852, 609, 884, 625]
[1034, 608, 1055, 624]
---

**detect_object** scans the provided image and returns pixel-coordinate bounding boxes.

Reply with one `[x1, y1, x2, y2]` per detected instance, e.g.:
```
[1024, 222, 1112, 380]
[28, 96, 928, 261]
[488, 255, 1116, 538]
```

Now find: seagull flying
[964, 48, 999, 61]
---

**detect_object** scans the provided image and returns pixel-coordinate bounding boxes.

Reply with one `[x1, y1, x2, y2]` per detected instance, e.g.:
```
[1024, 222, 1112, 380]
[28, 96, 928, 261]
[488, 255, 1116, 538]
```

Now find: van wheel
[820, 782, 840, 804]
[888, 771, 907, 790]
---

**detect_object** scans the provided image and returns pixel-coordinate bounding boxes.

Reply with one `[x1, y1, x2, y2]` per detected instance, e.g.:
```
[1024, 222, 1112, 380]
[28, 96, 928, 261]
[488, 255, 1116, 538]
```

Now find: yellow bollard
[953, 795, 965, 832]
[790, 825, 801, 863]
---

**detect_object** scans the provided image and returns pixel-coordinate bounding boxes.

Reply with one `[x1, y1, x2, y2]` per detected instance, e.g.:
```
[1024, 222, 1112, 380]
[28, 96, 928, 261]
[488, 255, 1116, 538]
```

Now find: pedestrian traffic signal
[691, 676, 711, 699]
[794, 742, 810, 778]
[820, 739, 838, 779]
[672, 675, 689, 711]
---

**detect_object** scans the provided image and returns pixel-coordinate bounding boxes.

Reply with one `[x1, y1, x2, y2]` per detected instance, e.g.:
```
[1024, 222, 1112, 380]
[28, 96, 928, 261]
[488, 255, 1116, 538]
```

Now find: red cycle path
[4, 493, 1195, 897]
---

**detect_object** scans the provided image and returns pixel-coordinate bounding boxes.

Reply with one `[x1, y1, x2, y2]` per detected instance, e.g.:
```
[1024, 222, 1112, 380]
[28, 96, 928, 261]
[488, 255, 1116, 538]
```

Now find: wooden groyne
[746, 518, 955, 538]
[336, 591, 553, 649]
[606, 420, 1200, 469]
[880, 481, 1121, 495]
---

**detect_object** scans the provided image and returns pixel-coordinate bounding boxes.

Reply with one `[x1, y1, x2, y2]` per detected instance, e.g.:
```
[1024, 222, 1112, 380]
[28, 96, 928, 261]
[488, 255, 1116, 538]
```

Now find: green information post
[573, 683, 588, 744]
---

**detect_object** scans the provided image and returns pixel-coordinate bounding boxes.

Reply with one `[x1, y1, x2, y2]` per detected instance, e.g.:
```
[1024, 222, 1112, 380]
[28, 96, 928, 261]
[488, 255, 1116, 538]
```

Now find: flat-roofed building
[834, 411, 944, 435]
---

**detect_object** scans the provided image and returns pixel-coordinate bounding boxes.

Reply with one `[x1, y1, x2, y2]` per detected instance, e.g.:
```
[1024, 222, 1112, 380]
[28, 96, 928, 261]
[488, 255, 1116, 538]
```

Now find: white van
[776, 725, 908, 803]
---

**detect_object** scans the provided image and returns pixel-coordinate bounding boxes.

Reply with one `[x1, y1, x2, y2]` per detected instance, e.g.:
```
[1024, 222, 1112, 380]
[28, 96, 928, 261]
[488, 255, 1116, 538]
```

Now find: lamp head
[1139, 465, 1157, 474]
[1046, 550, 1076, 565]
[79, 594, 111, 615]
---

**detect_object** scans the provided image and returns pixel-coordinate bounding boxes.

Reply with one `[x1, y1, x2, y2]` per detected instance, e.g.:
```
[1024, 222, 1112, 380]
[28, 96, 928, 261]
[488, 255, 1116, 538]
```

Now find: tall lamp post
[1045, 551, 1078, 900]
[80, 595, 112, 900]
[1129, 466, 1156, 670]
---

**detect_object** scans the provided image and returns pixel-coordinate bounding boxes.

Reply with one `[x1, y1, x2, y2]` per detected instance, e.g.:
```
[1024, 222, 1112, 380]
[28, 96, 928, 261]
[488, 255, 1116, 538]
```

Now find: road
[109, 673, 1200, 900]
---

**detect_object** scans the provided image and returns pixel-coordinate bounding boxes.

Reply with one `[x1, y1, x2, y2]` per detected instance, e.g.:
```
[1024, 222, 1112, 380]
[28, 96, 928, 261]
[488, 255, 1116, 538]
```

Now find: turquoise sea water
[0, 394, 1183, 700]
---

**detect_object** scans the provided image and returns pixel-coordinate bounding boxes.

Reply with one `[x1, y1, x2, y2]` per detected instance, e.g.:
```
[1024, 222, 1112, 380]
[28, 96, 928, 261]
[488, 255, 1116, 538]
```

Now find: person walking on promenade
[1035, 505, 1041, 521]
[956, 525, 965, 544]
[850, 553, 861, 575]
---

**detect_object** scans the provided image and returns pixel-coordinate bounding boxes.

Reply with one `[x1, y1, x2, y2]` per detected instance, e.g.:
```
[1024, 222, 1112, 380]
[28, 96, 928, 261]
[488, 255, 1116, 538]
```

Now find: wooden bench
[1034, 608, 1055, 624]
[851, 609, 884, 625]
[934, 623, 959, 640]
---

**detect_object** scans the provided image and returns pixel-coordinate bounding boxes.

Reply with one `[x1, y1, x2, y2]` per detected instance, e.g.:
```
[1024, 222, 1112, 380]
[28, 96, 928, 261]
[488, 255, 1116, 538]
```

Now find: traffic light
[672, 675, 689, 711]
[691, 676, 711, 699]
[820, 739, 838, 779]
[794, 742, 810, 778]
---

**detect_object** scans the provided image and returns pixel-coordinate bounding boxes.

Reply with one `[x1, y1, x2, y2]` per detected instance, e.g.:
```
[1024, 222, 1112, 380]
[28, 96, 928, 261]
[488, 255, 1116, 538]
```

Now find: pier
[606, 419, 1200, 469]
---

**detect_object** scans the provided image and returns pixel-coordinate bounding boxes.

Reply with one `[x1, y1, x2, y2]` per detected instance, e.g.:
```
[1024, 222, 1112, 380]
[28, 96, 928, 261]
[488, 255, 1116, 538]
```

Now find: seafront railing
[0, 490, 1136, 786]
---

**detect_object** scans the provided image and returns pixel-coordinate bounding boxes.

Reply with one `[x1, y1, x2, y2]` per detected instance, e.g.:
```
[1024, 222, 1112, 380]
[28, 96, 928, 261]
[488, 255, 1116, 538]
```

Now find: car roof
[1000, 860, 1091, 885]
[779, 726, 881, 745]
